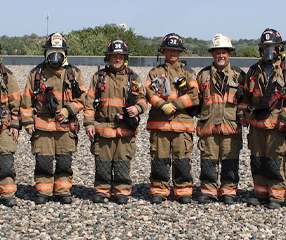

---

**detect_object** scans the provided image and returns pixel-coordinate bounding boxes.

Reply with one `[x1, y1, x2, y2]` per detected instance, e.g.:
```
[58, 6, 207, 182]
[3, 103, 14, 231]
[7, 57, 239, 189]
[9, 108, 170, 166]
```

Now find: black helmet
[104, 39, 130, 55]
[44, 32, 68, 50]
[158, 33, 186, 53]
[259, 28, 285, 47]
[259, 28, 285, 63]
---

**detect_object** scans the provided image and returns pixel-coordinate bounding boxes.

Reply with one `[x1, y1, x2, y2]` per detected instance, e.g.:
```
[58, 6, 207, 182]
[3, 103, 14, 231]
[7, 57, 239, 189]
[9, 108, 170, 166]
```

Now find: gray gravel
[1, 65, 285, 240]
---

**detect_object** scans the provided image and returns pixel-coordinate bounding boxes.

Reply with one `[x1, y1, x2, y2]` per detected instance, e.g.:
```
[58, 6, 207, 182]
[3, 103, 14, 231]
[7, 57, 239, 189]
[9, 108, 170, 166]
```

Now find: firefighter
[0, 43, 21, 207]
[196, 33, 246, 205]
[145, 33, 200, 204]
[20, 32, 85, 204]
[239, 28, 286, 209]
[84, 39, 147, 204]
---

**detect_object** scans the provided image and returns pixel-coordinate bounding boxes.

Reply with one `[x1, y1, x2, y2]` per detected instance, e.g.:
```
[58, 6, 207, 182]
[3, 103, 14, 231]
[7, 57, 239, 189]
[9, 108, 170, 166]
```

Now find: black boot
[267, 200, 284, 209]
[35, 194, 50, 205]
[247, 197, 269, 207]
[222, 195, 235, 205]
[58, 195, 72, 204]
[92, 194, 105, 203]
[177, 195, 192, 204]
[2, 197, 17, 207]
[115, 195, 129, 204]
[198, 195, 216, 204]
[150, 194, 164, 204]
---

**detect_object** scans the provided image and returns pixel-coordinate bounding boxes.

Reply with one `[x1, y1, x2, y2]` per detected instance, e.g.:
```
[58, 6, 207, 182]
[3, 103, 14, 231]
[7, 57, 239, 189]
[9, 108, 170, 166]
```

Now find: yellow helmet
[208, 33, 235, 52]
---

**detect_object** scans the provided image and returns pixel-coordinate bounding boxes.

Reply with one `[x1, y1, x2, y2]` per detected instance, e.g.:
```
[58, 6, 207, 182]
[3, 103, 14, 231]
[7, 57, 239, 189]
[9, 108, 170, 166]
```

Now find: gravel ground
[0, 65, 285, 240]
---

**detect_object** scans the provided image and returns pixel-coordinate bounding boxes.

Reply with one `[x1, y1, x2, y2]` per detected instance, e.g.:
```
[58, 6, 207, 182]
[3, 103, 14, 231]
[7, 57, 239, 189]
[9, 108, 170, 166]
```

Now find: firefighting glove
[60, 108, 69, 118]
[70, 80, 82, 99]
[161, 103, 175, 115]
[45, 86, 58, 112]
[235, 86, 244, 103]
[56, 108, 69, 123]
[151, 76, 171, 96]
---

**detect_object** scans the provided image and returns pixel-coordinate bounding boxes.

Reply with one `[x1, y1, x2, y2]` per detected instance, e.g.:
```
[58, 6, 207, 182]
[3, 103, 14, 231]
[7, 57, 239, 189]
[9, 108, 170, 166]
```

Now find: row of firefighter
[0, 29, 285, 209]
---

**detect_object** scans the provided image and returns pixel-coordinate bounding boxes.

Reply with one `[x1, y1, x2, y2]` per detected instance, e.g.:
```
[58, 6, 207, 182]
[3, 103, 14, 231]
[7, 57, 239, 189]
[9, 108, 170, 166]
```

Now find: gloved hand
[56, 108, 69, 123]
[161, 103, 176, 115]
[60, 108, 69, 118]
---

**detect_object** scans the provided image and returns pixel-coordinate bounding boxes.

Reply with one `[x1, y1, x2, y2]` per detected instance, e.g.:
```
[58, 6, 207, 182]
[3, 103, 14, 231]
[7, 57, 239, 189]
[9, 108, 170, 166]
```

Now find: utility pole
[45, 14, 49, 36]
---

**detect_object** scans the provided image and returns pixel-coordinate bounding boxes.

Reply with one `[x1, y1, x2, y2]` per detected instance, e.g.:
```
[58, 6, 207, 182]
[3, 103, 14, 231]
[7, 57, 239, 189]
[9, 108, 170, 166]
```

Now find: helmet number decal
[265, 33, 270, 41]
[170, 39, 177, 45]
[114, 43, 122, 49]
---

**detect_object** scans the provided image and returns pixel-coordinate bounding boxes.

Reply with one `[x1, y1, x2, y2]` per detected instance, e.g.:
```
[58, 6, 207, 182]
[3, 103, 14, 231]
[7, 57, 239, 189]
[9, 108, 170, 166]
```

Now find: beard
[216, 58, 227, 67]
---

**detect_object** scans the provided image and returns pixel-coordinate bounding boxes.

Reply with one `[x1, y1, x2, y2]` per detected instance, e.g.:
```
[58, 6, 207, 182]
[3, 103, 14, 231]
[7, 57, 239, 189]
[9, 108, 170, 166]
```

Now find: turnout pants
[248, 126, 286, 203]
[149, 130, 194, 199]
[91, 135, 136, 197]
[0, 129, 18, 198]
[198, 134, 242, 198]
[31, 130, 77, 196]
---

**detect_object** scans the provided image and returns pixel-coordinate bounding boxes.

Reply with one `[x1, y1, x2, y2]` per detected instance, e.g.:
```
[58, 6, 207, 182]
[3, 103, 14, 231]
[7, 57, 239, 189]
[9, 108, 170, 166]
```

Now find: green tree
[236, 46, 259, 57]
[67, 24, 157, 56]
[0, 28, 264, 57]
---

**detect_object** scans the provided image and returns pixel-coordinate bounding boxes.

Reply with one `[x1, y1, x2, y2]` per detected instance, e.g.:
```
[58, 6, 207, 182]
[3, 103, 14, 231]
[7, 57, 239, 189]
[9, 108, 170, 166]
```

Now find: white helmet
[208, 33, 235, 52]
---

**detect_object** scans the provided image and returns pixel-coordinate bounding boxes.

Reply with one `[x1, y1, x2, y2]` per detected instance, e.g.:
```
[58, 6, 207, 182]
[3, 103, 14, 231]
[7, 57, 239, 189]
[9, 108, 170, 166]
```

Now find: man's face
[108, 54, 125, 69]
[163, 49, 181, 65]
[211, 49, 230, 69]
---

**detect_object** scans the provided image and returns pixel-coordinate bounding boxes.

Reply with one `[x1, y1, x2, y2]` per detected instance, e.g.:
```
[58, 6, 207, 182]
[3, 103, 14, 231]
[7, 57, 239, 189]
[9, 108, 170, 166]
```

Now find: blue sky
[3, 0, 286, 41]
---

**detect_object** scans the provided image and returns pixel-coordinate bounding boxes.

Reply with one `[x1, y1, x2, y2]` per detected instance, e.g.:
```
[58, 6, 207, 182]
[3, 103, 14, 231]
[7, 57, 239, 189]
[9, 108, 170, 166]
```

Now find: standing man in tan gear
[20, 32, 85, 204]
[145, 33, 200, 204]
[239, 28, 286, 209]
[84, 39, 147, 204]
[196, 33, 245, 205]
[0, 43, 21, 207]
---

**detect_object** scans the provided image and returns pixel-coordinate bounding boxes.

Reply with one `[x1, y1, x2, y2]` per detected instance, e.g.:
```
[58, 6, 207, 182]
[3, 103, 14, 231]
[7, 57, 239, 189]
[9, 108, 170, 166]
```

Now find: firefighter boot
[92, 194, 105, 203]
[35, 194, 50, 205]
[115, 195, 129, 204]
[58, 195, 72, 204]
[198, 195, 217, 204]
[2, 197, 17, 207]
[222, 195, 235, 205]
[178, 195, 192, 204]
[247, 197, 262, 207]
[267, 200, 284, 209]
[150, 194, 164, 204]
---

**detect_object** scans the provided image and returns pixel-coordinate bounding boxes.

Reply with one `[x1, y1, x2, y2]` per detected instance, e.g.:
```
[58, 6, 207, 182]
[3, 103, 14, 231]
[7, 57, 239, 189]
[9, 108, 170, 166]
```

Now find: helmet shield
[46, 51, 65, 68]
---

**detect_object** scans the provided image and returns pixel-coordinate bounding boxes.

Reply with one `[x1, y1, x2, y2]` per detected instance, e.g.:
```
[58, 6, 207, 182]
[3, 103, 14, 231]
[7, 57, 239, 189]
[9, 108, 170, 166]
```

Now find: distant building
[119, 23, 127, 30]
